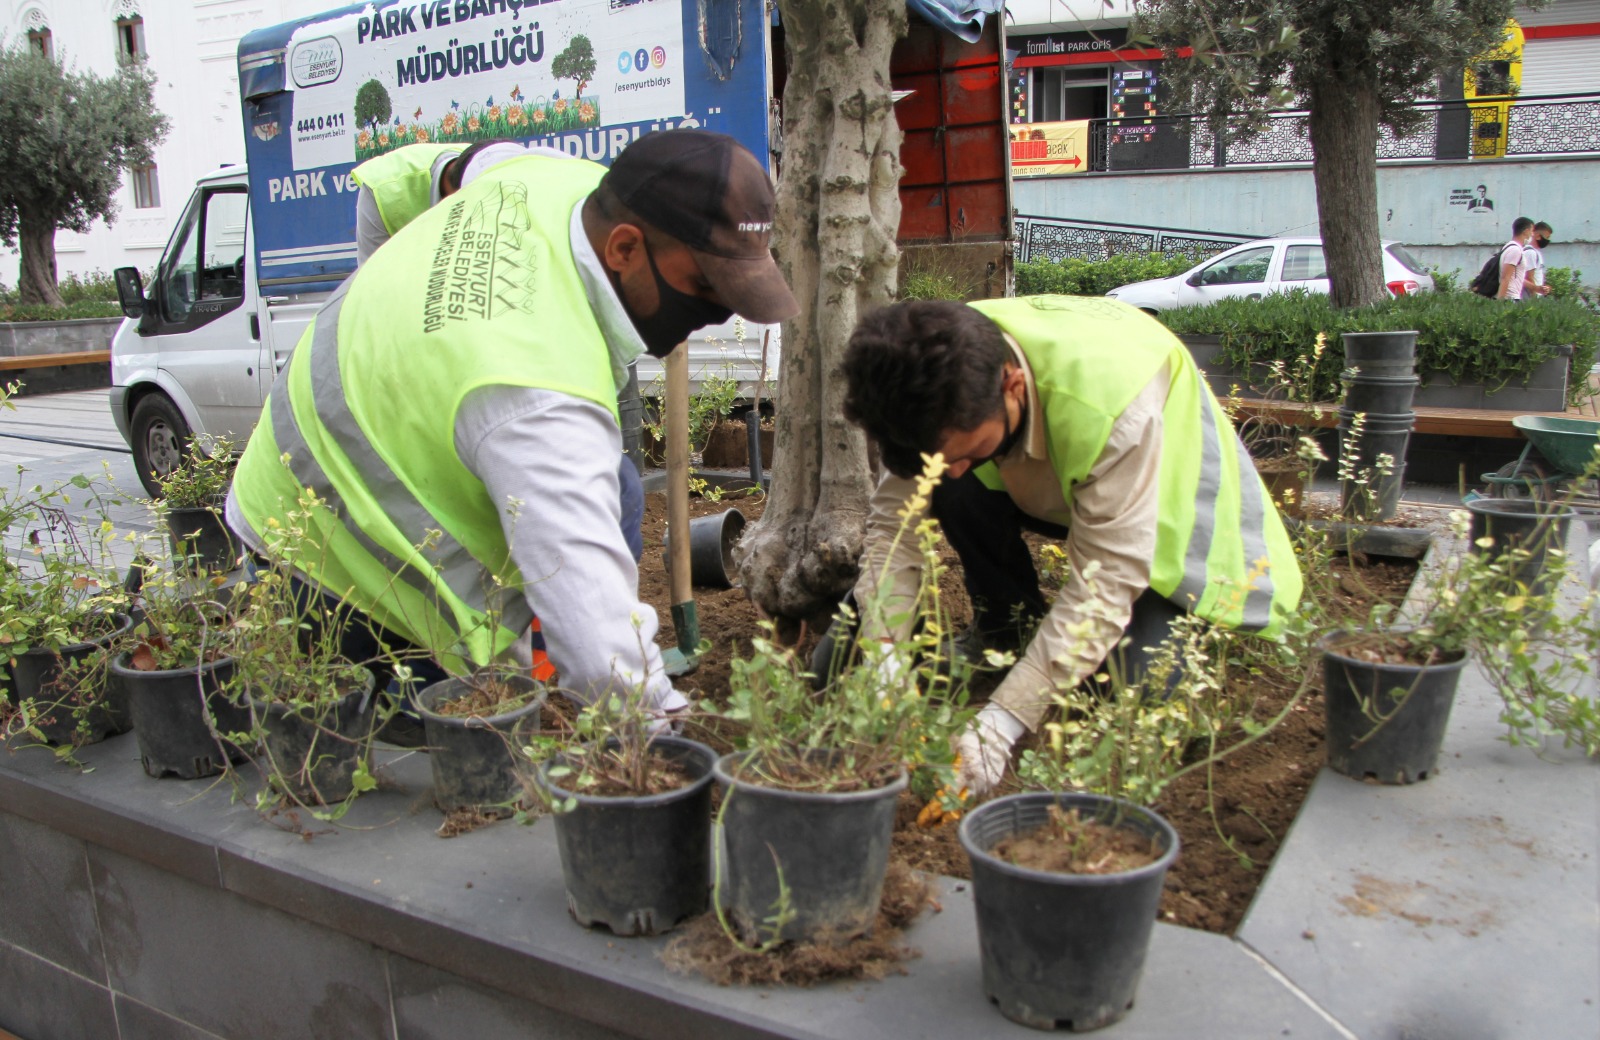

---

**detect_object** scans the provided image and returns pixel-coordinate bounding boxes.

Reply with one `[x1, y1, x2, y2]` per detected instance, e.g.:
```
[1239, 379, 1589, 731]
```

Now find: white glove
[646, 687, 690, 736]
[870, 645, 913, 695]
[954, 704, 1028, 797]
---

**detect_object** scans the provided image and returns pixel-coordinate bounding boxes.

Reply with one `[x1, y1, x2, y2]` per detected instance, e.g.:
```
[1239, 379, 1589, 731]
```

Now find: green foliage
[709, 457, 972, 796]
[0, 301, 124, 321]
[156, 436, 237, 509]
[898, 248, 978, 301]
[0, 38, 170, 246]
[1542, 267, 1596, 308]
[1015, 253, 1194, 297]
[550, 35, 596, 93]
[1158, 291, 1600, 406]
[353, 79, 392, 129]
[1133, 0, 1517, 136]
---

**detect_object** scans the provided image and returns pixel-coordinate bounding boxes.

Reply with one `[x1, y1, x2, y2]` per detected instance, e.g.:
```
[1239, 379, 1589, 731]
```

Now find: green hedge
[0, 301, 124, 322]
[1157, 291, 1600, 406]
[1016, 254, 1194, 297]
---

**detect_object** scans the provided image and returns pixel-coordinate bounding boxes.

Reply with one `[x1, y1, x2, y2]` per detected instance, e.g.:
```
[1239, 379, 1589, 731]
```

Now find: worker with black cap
[227, 129, 799, 728]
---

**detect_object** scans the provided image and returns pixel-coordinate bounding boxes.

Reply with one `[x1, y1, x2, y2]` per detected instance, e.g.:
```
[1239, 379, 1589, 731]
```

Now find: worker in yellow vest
[227, 130, 798, 729]
[835, 297, 1303, 795]
[352, 139, 569, 265]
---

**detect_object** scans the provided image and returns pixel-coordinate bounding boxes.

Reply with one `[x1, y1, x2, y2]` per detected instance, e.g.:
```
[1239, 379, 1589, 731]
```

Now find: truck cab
[110, 163, 331, 498]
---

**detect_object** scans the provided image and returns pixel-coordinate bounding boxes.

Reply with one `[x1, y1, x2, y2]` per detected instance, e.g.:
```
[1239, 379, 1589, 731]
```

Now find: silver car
[1104, 237, 1434, 313]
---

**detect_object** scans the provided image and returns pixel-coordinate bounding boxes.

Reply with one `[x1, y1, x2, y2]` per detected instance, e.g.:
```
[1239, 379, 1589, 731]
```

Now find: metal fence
[1071, 91, 1600, 174]
[1014, 215, 1256, 264]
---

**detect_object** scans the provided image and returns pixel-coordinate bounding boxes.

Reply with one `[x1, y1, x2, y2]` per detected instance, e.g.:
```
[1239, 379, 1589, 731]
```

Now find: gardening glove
[646, 687, 690, 736]
[953, 704, 1029, 797]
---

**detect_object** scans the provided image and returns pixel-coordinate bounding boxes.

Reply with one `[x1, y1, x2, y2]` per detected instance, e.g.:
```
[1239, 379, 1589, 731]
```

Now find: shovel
[661, 341, 699, 676]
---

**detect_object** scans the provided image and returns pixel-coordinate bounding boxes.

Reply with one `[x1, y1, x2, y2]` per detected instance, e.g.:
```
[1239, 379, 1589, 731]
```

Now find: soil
[989, 806, 1164, 876]
[573, 752, 698, 799]
[431, 674, 540, 718]
[628, 490, 1417, 936]
[659, 858, 934, 986]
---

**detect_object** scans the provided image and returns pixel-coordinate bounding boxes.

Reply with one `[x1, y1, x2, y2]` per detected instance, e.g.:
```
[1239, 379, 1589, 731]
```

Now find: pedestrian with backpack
[1493, 217, 1537, 300]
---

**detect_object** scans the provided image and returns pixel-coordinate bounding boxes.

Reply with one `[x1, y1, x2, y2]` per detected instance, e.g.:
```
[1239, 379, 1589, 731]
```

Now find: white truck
[110, 0, 775, 497]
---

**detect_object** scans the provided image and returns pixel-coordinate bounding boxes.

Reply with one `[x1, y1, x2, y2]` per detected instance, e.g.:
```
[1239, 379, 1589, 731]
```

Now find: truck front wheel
[130, 393, 191, 499]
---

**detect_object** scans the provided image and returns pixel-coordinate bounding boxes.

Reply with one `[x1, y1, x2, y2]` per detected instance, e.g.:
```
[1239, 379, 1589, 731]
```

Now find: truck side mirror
[114, 267, 145, 320]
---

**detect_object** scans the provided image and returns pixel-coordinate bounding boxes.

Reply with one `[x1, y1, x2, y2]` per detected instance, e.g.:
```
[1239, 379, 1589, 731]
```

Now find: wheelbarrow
[1481, 415, 1600, 500]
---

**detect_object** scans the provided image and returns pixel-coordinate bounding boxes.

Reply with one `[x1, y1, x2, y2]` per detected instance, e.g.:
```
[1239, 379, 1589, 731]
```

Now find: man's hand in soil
[953, 704, 1028, 796]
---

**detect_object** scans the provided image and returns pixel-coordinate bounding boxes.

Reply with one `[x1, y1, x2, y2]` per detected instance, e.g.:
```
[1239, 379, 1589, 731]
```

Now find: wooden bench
[1227, 397, 1581, 440]
[0, 349, 111, 371]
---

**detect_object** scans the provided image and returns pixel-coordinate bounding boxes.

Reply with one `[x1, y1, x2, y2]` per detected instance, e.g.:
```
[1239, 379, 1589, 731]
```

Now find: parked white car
[1104, 237, 1434, 313]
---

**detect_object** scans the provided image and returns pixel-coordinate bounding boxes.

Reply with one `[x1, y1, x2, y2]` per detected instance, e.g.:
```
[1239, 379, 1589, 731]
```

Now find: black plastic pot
[247, 669, 376, 805]
[1465, 498, 1575, 595]
[165, 505, 237, 572]
[1322, 633, 1469, 784]
[1338, 409, 1414, 521]
[1340, 330, 1418, 378]
[7, 612, 133, 747]
[663, 508, 747, 588]
[111, 652, 250, 779]
[713, 750, 907, 945]
[537, 735, 717, 936]
[959, 792, 1180, 1032]
[415, 673, 547, 815]
[1341, 374, 1419, 417]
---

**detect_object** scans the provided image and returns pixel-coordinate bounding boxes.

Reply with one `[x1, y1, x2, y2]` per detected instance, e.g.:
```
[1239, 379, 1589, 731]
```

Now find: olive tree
[734, 0, 906, 623]
[0, 40, 169, 307]
[1135, 0, 1521, 308]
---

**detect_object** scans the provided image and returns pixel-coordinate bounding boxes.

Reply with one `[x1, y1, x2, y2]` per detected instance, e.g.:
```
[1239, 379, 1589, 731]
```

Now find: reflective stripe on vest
[969, 296, 1299, 634]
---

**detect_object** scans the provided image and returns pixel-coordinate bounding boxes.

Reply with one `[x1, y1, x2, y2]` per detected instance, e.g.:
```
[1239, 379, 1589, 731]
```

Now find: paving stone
[389, 954, 627, 1040]
[0, 810, 105, 982]
[88, 844, 394, 1040]
[113, 993, 230, 1040]
[0, 939, 117, 1040]
[1240, 658, 1600, 1039]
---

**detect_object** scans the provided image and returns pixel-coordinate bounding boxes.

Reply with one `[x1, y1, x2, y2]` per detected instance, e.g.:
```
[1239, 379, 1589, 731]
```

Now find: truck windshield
[159, 188, 248, 321]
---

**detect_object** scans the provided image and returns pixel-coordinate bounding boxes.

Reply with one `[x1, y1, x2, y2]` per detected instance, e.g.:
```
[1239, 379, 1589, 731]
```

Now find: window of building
[116, 16, 146, 63]
[1030, 66, 1109, 123]
[27, 28, 51, 59]
[131, 164, 160, 209]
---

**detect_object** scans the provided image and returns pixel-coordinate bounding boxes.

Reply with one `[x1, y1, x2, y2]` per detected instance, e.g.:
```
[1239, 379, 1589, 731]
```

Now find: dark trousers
[931, 469, 1189, 694]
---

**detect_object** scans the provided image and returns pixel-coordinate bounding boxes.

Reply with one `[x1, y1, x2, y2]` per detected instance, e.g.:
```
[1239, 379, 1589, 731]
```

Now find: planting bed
[636, 490, 1418, 935]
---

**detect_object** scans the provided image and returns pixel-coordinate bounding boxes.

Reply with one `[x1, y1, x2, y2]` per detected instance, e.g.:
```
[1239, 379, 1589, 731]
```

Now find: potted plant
[1321, 508, 1600, 784]
[530, 691, 718, 937]
[155, 436, 238, 572]
[0, 473, 134, 752]
[413, 664, 548, 814]
[706, 457, 967, 949]
[109, 544, 250, 780]
[221, 489, 380, 813]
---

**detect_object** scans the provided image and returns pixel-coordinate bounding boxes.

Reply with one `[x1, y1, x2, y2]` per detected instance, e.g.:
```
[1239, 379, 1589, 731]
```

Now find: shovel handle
[666, 341, 693, 608]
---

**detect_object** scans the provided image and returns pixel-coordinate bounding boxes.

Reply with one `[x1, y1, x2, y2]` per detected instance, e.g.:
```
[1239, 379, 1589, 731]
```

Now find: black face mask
[975, 398, 1027, 467]
[614, 239, 733, 358]
[1536, 236, 1550, 249]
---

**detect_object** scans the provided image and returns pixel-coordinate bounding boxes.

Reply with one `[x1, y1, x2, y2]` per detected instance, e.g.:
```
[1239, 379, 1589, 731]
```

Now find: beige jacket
[853, 338, 1170, 731]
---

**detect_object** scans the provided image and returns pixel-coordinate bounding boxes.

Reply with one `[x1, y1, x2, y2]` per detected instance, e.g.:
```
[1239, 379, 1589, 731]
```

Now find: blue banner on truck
[238, 0, 771, 294]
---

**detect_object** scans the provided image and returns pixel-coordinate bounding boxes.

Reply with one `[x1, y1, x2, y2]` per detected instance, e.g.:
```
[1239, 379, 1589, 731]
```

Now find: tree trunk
[735, 0, 905, 623]
[16, 212, 63, 308]
[1307, 80, 1385, 310]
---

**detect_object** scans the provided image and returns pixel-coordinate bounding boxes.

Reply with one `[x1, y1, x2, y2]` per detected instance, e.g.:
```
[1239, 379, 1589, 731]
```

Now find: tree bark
[735, 0, 905, 623]
[16, 211, 63, 308]
[1307, 80, 1385, 310]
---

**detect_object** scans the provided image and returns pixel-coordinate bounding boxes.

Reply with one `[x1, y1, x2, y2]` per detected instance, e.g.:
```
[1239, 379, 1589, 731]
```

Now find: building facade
[1003, 0, 1600, 279]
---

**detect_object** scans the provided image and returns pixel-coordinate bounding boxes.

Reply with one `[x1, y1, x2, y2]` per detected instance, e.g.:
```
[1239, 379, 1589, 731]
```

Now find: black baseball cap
[602, 129, 800, 325]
